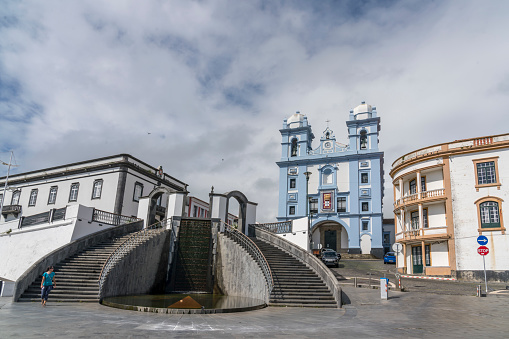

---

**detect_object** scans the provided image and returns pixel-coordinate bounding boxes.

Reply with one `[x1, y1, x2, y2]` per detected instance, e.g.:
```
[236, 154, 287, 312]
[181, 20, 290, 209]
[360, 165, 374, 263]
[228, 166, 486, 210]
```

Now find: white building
[0, 154, 189, 295]
[0, 154, 187, 226]
[391, 134, 509, 281]
[186, 196, 238, 225]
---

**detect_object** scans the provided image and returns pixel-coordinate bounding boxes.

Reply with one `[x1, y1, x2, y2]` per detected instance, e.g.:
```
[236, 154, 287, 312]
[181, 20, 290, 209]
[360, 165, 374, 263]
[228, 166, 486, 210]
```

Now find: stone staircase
[251, 238, 337, 308]
[18, 235, 132, 302]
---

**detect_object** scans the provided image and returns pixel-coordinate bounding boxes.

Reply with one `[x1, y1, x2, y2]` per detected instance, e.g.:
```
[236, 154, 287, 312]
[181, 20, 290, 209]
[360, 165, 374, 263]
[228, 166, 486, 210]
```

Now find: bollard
[476, 285, 485, 297]
[354, 277, 357, 288]
[380, 278, 389, 300]
[398, 276, 402, 289]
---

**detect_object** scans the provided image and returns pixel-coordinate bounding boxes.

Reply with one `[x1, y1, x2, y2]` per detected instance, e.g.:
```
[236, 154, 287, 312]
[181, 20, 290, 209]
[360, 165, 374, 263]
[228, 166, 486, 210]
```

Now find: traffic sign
[477, 235, 488, 246]
[477, 246, 489, 256]
[392, 243, 402, 253]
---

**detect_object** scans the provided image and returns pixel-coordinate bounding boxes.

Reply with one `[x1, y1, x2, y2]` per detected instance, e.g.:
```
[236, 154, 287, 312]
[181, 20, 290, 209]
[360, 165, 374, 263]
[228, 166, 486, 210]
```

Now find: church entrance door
[324, 230, 337, 251]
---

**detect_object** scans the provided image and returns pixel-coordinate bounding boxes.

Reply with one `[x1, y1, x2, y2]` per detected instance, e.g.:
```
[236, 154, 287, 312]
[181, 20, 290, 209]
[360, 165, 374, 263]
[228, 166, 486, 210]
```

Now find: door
[412, 246, 423, 274]
[324, 230, 337, 251]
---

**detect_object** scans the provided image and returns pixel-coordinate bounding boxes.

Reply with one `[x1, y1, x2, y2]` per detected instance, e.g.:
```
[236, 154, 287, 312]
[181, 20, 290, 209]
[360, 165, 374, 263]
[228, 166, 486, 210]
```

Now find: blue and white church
[276, 102, 385, 258]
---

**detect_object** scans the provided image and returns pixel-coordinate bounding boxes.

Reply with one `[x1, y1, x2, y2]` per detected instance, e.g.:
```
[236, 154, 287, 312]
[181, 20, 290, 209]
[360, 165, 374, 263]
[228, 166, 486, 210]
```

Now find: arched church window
[291, 138, 298, 157]
[360, 130, 368, 150]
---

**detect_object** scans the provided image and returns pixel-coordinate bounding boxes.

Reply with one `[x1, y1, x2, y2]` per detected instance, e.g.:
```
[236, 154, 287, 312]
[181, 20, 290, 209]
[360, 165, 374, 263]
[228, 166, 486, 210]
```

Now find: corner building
[277, 102, 385, 258]
[391, 134, 509, 281]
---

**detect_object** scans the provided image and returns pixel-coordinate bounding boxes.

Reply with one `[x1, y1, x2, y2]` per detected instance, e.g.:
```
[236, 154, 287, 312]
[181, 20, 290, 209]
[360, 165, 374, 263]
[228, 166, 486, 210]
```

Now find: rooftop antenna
[0, 151, 19, 216]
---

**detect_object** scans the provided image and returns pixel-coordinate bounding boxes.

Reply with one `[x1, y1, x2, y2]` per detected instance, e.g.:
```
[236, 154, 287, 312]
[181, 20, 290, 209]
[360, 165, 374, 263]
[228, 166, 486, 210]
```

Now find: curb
[400, 275, 456, 281]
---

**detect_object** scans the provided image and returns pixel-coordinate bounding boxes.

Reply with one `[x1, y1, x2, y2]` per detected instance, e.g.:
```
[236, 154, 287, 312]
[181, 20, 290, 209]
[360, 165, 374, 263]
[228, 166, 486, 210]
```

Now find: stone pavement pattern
[2, 287, 509, 338]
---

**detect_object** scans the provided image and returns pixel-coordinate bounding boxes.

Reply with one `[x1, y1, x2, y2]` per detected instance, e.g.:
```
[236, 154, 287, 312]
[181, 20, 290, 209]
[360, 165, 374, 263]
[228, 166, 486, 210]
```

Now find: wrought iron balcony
[1, 205, 22, 215]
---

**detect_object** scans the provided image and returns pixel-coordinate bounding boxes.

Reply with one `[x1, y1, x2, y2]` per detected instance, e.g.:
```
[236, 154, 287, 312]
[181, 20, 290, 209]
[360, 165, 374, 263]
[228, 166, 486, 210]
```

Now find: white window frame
[69, 183, 79, 202]
[48, 186, 58, 205]
[92, 179, 103, 199]
[28, 189, 38, 206]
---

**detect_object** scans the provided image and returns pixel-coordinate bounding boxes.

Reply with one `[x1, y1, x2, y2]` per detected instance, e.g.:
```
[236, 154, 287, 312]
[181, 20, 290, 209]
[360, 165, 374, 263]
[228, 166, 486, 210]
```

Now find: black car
[321, 251, 339, 268]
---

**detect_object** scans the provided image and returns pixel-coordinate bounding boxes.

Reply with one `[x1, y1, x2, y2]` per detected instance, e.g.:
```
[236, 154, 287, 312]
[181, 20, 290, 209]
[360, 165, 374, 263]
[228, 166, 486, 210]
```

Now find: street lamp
[304, 171, 312, 252]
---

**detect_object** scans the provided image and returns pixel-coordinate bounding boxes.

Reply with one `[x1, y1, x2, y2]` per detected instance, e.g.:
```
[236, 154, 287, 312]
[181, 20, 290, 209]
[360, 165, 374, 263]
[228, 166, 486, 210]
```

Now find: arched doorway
[224, 191, 248, 234]
[145, 187, 173, 226]
[311, 220, 349, 254]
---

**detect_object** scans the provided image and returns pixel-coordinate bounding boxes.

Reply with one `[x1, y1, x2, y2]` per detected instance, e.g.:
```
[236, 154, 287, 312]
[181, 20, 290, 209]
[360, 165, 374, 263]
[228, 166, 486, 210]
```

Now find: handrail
[98, 218, 169, 297]
[92, 208, 140, 226]
[222, 222, 274, 293]
[254, 221, 292, 234]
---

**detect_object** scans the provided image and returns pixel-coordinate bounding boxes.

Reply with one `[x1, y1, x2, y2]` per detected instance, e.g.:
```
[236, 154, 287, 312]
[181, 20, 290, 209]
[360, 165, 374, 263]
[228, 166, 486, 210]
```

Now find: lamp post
[304, 171, 312, 252]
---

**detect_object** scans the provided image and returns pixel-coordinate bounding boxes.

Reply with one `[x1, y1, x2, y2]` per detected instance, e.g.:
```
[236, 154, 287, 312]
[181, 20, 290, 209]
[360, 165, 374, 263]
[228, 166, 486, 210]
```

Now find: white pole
[0, 151, 14, 217]
[483, 255, 488, 294]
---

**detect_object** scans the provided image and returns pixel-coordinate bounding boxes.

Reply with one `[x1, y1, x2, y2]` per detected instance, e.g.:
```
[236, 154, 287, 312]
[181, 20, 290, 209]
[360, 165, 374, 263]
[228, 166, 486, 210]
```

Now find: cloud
[1, 0, 509, 221]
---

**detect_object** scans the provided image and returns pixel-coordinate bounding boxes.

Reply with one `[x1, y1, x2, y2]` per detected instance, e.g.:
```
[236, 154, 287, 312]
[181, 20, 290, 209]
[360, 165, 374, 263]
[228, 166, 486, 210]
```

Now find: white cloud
[1, 0, 509, 221]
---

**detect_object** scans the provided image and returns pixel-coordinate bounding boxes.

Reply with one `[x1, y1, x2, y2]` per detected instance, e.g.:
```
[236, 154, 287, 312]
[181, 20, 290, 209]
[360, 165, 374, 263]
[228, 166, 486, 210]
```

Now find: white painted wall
[449, 149, 509, 271]
[427, 203, 446, 227]
[0, 205, 115, 285]
[423, 168, 444, 191]
[277, 217, 308, 250]
[430, 242, 449, 266]
[337, 162, 350, 192]
[392, 158, 444, 181]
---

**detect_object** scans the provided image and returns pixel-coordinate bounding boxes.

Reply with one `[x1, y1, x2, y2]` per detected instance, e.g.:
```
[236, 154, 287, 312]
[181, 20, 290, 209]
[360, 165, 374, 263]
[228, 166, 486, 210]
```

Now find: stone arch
[224, 190, 249, 234]
[311, 218, 350, 254]
[145, 187, 174, 226]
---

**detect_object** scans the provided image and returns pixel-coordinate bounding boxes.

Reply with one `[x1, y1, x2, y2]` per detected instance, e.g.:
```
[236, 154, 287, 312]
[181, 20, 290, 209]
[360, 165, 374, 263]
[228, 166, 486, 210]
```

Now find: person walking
[41, 266, 56, 306]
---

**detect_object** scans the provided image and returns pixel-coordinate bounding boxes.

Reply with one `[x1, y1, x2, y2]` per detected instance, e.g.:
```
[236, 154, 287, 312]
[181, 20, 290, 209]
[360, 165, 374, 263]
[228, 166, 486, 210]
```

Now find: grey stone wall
[214, 234, 269, 303]
[13, 220, 143, 302]
[100, 230, 170, 299]
[456, 270, 509, 283]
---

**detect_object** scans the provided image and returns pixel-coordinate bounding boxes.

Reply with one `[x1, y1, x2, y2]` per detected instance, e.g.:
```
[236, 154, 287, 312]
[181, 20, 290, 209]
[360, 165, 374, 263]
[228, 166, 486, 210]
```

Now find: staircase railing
[92, 209, 140, 226]
[98, 218, 170, 297]
[253, 221, 292, 234]
[222, 222, 273, 293]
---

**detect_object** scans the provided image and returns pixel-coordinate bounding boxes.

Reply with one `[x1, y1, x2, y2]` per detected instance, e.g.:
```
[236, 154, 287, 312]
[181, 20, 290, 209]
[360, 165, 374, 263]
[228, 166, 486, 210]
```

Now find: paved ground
[333, 259, 509, 296]
[1, 288, 509, 338]
[2, 260, 508, 338]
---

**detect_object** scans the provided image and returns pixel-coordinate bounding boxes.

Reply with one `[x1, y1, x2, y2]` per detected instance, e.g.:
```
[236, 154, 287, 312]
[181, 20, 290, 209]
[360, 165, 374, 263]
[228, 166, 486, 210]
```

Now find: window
[480, 201, 500, 228]
[360, 130, 367, 150]
[92, 180, 103, 199]
[473, 157, 501, 190]
[410, 177, 426, 194]
[291, 138, 298, 157]
[361, 202, 369, 211]
[309, 198, 318, 214]
[423, 208, 428, 228]
[411, 211, 419, 230]
[477, 162, 496, 185]
[361, 173, 369, 184]
[362, 220, 369, 231]
[337, 197, 346, 212]
[425, 245, 431, 266]
[48, 186, 58, 205]
[11, 190, 20, 205]
[410, 179, 416, 195]
[289, 206, 296, 215]
[69, 183, 79, 202]
[28, 189, 38, 206]
[193, 206, 198, 217]
[289, 178, 296, 189]
[133, 182, 143, 202]
[421, 177, 426, 192]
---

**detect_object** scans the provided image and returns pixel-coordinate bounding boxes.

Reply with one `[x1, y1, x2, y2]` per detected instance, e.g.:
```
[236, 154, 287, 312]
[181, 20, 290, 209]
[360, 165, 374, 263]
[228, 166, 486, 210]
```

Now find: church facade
[276, 102, 384, 257]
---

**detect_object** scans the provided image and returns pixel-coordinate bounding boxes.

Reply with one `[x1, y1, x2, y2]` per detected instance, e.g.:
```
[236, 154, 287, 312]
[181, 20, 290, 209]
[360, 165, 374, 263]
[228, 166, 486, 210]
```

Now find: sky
[1, 0, 509, 222]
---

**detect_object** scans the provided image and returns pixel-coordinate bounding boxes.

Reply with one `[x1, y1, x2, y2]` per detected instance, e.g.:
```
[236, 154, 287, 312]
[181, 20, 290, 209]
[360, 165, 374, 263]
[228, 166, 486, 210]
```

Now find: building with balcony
[276, 102, 385, 257]
[390, 134, 509, 281]
[0, 154, 188, 227]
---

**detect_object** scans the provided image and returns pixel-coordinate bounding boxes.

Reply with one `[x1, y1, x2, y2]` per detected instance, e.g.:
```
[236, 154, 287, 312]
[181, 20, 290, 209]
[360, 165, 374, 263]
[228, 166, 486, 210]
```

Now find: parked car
[321, 248, 341, 260]
[322, 250, 339, 268]
[384, 252, 396, 264]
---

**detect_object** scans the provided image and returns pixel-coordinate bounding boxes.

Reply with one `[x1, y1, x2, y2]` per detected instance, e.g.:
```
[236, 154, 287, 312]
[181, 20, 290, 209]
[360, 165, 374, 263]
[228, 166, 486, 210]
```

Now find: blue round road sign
[477, 235, 488, 246]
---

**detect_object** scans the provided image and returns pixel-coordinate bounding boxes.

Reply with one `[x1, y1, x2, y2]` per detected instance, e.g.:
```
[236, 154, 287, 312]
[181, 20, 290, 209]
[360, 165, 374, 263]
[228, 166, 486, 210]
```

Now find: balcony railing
[394, 188, 446, 209]
[92, 209, 140, 226]
[19, 207, 67, 228]
[1, 205, 22, 215]
[254, 221, 293, 234]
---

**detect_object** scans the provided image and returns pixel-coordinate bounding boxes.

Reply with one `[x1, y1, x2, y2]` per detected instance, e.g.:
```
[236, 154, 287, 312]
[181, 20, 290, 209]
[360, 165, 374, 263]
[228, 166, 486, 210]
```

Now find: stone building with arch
[391, 133, 509, 281]
[276, 102, 385, 257]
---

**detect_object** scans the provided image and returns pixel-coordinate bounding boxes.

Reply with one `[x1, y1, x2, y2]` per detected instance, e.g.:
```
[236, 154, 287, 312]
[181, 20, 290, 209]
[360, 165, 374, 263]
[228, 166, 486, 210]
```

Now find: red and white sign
[477, 246, 489, 256]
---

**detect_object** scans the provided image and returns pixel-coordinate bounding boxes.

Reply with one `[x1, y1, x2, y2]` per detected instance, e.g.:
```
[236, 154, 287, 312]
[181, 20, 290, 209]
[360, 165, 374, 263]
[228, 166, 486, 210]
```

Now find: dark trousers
[41, 285, 53, 300]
